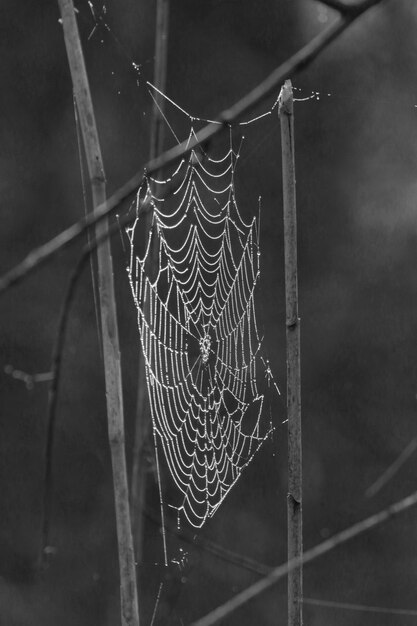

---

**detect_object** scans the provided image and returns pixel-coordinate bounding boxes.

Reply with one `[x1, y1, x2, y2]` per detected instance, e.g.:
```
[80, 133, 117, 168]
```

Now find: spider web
[126, 125, 277, 529]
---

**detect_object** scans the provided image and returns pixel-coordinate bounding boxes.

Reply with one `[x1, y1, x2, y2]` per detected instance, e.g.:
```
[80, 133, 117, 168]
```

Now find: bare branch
[0, 0, 387, 296]
[318, 0, 383, 15]
[40, 241, 87, 566]
[303, 597, 417, 617]
[40, 207, 141, 567]
[365, 437, 417, 498]
[191, 490, 417, 626]
[318, 0, 357, 12]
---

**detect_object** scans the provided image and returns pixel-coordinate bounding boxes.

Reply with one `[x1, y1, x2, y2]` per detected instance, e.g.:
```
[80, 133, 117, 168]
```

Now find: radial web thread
[127, 126, 277, 529]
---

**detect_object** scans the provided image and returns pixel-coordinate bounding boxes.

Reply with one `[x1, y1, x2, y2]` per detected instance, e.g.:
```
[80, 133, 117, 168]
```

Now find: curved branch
[40, 246, 87, 566]
[39, 209, 136, 565]
[0, 0, 387, 296]
[319, 0, 383, 16]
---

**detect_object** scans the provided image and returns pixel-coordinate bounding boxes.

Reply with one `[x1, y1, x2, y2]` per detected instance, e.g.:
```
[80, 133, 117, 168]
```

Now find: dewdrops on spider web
[82, 0, 151, 87]
[126, 114, 281, 531]
[261, 357, 280, 396]
[131, 62, 143, 86]
[87, 0, 109, 41]
[293, 86, 332, 102]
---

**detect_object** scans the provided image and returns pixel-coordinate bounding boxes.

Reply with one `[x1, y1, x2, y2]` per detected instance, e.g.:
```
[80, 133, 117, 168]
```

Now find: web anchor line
[127, 121, 280, 529]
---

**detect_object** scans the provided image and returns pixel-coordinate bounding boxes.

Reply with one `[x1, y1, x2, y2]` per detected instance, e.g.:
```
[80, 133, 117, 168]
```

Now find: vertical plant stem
[130, 354, 150, 561]
[149, 0, 170, 163]
[57, 1, 140, 624]
[279, 79, 302, 626]
[130, 0, 170, 562]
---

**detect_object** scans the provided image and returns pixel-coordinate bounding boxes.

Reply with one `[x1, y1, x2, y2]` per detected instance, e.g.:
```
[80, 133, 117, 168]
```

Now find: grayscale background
[1, 1, 417, 624]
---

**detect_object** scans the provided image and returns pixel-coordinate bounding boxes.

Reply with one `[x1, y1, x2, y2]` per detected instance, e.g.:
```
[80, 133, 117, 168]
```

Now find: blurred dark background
[1, 0, 417, 624]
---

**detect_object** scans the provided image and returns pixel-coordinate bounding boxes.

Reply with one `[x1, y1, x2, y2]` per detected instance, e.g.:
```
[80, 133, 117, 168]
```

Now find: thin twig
[130, 354, 151, 559]
[40, 246, 88, 566]
[149, 582, 164, 626]
[0, 0, 386, 297]
[3, 366, 53, 390]
[39, 210, 135, 565]
[303, 597, 417, 617]
[143, 506, 417, 615]
[319, 0, 381, 15]
[365, 437, 417, 498]
[190, 490, 417, 626]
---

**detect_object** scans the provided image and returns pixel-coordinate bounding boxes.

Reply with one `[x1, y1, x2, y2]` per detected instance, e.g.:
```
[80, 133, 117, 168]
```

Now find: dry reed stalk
[279, 79, 302, 626]
[57, 1, 139, 623]
[130, 0, 170, 564]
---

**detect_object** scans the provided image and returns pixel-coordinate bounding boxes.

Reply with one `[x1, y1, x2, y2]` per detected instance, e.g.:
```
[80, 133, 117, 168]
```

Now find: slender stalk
[279, 80, 302, 626]
[130, 354, 150, 561]
[130, 0, 170, 563]
[149, 0, 170, 163]
[57, 2, 139, 624]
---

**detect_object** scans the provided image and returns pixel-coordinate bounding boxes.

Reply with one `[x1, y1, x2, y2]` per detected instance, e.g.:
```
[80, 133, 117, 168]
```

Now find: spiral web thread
[127, 125, 277, 529]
